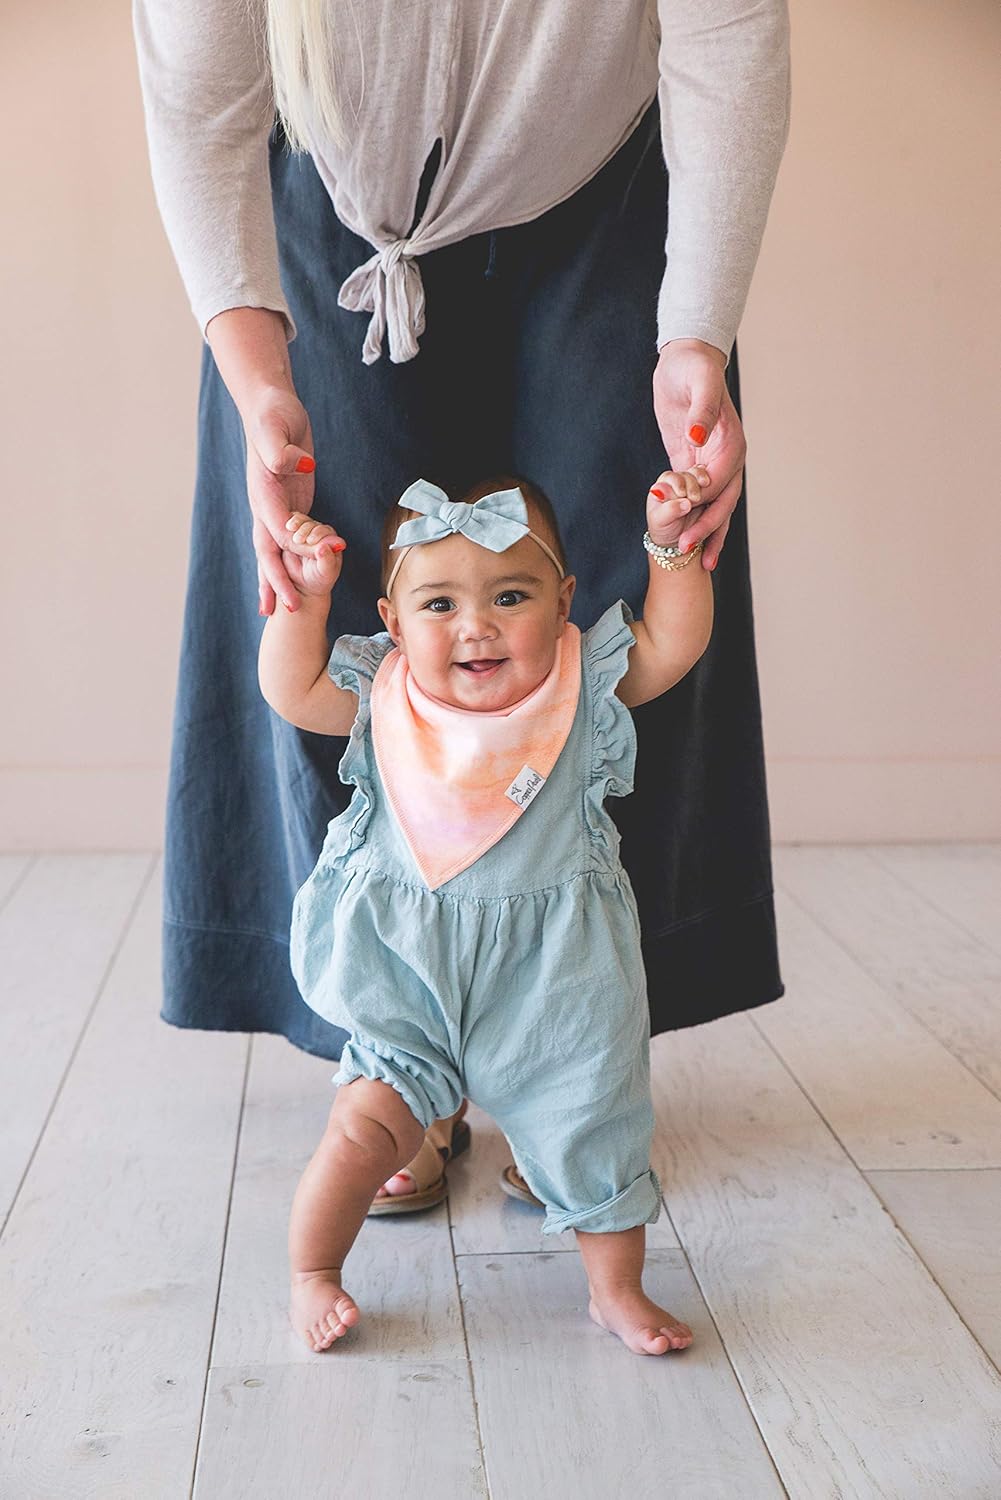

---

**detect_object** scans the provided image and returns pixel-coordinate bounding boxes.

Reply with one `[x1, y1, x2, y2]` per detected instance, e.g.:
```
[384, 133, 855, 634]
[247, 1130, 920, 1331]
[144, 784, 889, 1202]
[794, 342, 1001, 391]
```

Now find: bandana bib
[370, 626, 582, 890]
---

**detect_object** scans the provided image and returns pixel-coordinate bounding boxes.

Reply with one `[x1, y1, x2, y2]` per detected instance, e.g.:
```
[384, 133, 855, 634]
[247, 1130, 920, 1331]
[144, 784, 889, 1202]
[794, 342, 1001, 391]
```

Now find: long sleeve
[132, 0, 296, 343]
[655, 0, 791, 366]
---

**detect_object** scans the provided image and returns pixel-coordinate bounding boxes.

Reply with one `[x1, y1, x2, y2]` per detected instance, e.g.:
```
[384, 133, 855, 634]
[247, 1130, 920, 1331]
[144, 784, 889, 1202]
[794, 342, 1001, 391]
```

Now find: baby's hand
[281, 512, 348, 598]
[646, 467, 711, 549]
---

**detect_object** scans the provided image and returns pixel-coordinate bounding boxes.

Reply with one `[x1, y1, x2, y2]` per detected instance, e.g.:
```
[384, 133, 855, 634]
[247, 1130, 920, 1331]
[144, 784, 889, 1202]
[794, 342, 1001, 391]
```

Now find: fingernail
[258, 603, 266, 615]
[295, 456, 316, 474]
[710, 556, 718, 571]
[689, 424, 708, 444]
[333, 540, 347, 552]
[282, 599, 294, 611]
[651, 487, 665, 499]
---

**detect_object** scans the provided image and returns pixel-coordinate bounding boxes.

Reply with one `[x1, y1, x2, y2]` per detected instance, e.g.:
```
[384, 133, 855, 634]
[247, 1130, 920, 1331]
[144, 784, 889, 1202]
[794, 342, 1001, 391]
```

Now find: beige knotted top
[133, 0, 790, 367]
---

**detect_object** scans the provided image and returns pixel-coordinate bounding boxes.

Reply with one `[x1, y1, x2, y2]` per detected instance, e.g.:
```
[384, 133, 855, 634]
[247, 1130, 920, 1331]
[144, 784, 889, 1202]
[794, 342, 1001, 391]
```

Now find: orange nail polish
[651, 487, 666, 499]
[295, 455, 316, 474]
[688, 424, 708, 445]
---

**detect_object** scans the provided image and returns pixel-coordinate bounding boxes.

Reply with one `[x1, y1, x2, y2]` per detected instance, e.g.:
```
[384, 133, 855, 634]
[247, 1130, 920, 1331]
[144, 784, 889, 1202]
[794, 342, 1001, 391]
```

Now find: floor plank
[0, 852, 32, 909]
[458, 1249, 784, 1499]
[867, 1167, 1001, 1372]
[194, 1361, 488, 1500]
[0, 862, 248, 1498]
[649, 1014, 1001, 1495]
[753, 888, 1001, 1168]
[867, 842, 1001, 958]
[775, 845, 1001, 1096]
[0, 853, 151, 1225]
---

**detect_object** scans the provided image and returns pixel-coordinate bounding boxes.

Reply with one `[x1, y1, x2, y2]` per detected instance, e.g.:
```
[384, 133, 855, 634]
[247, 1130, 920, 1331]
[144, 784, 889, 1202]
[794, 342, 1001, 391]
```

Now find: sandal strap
[395, 1133, 450, 1194]
[424, 1116, 460, 1158]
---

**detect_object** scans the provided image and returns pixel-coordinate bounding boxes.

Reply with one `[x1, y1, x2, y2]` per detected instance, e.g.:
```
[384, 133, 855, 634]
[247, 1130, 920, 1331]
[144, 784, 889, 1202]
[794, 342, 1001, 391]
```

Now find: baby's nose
[460, 613, 496, 638]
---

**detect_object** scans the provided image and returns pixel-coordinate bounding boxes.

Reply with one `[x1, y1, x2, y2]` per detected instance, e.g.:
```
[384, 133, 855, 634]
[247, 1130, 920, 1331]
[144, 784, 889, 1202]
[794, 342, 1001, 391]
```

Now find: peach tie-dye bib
[370, 625, 582, 891]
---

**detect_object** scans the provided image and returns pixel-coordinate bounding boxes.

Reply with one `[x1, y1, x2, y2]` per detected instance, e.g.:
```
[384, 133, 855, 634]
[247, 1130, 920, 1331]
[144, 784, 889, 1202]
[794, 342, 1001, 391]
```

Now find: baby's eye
[496, 591, 526, 606]
[423, 597, 454, 614]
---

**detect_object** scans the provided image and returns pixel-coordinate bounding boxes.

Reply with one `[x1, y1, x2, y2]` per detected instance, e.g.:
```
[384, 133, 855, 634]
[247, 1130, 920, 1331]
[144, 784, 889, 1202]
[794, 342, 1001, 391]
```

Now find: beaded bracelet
[642, 530, 705, 571]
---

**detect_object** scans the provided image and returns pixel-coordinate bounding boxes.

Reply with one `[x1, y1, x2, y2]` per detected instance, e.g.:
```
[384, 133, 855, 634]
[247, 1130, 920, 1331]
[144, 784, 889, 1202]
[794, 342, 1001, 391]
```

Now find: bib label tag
[505, 765, 546, 809]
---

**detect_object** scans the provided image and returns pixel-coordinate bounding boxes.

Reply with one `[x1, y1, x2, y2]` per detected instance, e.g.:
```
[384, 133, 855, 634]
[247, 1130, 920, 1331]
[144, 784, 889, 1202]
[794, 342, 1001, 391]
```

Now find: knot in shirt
[336, 237, 427, 366]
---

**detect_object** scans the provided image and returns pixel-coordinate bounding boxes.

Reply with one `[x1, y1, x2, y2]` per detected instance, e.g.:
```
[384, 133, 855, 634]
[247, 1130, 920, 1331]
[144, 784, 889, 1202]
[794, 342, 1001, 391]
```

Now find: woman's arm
[132, 0, 295, 344]
[654, 0, 791, 366]
[134, 2, 321, 616]
[206, 306, 296, 413]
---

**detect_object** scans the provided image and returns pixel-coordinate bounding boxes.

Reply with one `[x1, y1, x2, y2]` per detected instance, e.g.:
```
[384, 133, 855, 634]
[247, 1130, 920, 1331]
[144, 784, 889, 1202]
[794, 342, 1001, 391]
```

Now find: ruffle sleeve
[326, 630, 395, 700]
[322, 632, 396, 850]
[581, 599, 638, 800]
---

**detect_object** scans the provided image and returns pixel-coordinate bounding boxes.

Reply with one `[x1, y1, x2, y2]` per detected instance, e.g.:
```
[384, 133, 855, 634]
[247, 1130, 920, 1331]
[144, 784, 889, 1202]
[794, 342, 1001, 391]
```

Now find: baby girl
[258, 465, 713, 1356]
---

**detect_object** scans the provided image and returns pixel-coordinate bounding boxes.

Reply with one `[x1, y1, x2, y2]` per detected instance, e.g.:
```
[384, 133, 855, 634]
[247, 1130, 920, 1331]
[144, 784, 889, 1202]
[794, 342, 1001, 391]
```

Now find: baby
[258, 466, 713, 1357]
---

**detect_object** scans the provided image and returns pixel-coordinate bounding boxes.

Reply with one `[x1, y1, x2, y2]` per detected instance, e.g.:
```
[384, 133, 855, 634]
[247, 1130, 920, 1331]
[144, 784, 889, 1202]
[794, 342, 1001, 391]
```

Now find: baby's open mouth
[456, 659, 506, 675]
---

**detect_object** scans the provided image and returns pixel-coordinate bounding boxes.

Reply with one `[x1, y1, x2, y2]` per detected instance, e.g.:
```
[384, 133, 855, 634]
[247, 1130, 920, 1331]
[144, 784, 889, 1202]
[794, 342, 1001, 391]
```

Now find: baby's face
[377, 528, 576, 711]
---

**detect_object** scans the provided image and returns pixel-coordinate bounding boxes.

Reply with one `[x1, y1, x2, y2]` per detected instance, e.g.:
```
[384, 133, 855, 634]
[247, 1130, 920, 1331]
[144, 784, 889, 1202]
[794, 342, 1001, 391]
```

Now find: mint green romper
[289, 599, 662, 1237]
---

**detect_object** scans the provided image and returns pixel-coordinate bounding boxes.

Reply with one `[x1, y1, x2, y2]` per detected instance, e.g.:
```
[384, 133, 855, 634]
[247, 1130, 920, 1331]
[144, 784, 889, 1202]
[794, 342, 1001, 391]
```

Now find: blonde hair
[263, 0, 350, 153]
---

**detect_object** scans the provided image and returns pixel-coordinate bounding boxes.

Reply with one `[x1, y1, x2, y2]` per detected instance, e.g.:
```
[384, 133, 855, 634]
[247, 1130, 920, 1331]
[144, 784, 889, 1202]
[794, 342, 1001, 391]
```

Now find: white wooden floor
[2, 847, 1000, 1498]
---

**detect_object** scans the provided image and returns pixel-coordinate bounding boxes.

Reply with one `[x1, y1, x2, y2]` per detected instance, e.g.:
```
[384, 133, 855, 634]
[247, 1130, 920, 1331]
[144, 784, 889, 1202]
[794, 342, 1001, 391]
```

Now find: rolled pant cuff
[540, 1167, 663, 1236]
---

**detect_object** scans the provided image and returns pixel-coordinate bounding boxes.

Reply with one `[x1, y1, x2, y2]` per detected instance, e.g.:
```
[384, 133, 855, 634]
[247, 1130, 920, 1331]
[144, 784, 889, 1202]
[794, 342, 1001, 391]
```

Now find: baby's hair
[379, 473, 568, 596]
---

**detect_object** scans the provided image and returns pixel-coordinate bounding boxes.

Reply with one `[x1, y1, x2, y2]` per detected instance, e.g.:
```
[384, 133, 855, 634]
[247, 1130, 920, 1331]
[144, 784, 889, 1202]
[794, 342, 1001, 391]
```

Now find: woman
[134, 0, 790, 1212]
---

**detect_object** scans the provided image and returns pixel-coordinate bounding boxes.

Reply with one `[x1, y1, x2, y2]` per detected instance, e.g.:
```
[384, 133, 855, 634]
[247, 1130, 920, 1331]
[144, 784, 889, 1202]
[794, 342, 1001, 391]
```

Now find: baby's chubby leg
[575, 1225, 694, 1355]
[289, 1077, 426, 1352]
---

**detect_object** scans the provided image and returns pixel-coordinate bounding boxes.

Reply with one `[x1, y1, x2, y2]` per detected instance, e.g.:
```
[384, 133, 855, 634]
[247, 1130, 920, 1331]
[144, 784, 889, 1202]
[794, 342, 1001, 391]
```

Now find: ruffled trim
[326, 631, 395, 698]
[582, 599, 638, 800]
[324, 632, 396, 847]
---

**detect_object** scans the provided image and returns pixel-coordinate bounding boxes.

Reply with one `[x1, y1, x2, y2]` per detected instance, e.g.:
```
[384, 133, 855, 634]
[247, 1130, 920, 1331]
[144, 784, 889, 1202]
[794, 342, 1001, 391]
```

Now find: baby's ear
[557, 573, 576, 623]
[376, 595, 399, 641]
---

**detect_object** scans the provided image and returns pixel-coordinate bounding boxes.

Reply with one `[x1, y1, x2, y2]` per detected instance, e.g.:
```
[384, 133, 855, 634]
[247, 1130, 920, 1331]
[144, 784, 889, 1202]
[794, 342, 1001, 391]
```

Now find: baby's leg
[289, 1076, 426, 1352]
[575, 1224, 693, 1355]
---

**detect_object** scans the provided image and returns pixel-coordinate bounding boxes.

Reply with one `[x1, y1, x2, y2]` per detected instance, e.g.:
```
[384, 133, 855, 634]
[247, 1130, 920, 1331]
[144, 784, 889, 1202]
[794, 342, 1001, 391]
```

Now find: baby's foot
[290, 1269, 360, 1352]
[588, 1285, 693, 1356]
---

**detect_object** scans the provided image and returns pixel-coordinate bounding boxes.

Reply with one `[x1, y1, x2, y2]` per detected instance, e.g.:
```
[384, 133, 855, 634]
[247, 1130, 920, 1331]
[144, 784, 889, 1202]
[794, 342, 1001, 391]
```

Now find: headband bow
[386, 478, 565, 597]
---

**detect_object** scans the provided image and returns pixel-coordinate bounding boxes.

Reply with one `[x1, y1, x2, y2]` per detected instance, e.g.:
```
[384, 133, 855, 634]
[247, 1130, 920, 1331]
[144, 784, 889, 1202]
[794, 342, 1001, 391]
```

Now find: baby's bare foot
[290, 1269, 360, 1352]
[588, 1285, 693, 1356]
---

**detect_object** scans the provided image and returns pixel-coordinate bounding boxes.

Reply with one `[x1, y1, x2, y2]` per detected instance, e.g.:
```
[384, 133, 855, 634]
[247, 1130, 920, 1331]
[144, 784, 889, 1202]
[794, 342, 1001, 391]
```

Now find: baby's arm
[615, 470, 715, 709]
[257, 514, 358, 735]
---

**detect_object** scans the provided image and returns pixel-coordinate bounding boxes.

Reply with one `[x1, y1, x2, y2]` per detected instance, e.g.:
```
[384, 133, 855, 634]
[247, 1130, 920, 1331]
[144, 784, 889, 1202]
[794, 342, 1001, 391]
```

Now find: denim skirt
[162, 98, 785, 1058]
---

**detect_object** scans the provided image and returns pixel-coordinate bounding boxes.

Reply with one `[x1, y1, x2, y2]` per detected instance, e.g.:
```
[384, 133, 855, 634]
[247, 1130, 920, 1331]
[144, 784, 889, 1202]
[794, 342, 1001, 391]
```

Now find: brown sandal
[367, 1102, 472, 1216]
[497, 1162, 545, 1210]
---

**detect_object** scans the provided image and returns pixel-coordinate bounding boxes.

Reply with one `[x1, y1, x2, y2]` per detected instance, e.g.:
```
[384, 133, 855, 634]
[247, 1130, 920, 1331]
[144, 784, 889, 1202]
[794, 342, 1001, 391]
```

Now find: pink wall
[2, 0, 998, 848]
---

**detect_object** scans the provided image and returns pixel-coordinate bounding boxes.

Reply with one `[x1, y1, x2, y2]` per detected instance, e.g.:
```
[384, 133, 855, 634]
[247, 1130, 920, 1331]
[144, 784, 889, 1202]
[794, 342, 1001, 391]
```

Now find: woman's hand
[243, 385, 321, 615]
[652, 339, 747, 572]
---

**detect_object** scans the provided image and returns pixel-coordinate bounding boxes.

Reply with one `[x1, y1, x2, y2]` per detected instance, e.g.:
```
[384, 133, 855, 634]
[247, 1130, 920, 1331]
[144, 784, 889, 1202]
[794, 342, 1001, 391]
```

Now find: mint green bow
[390, 478, 531, 554]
